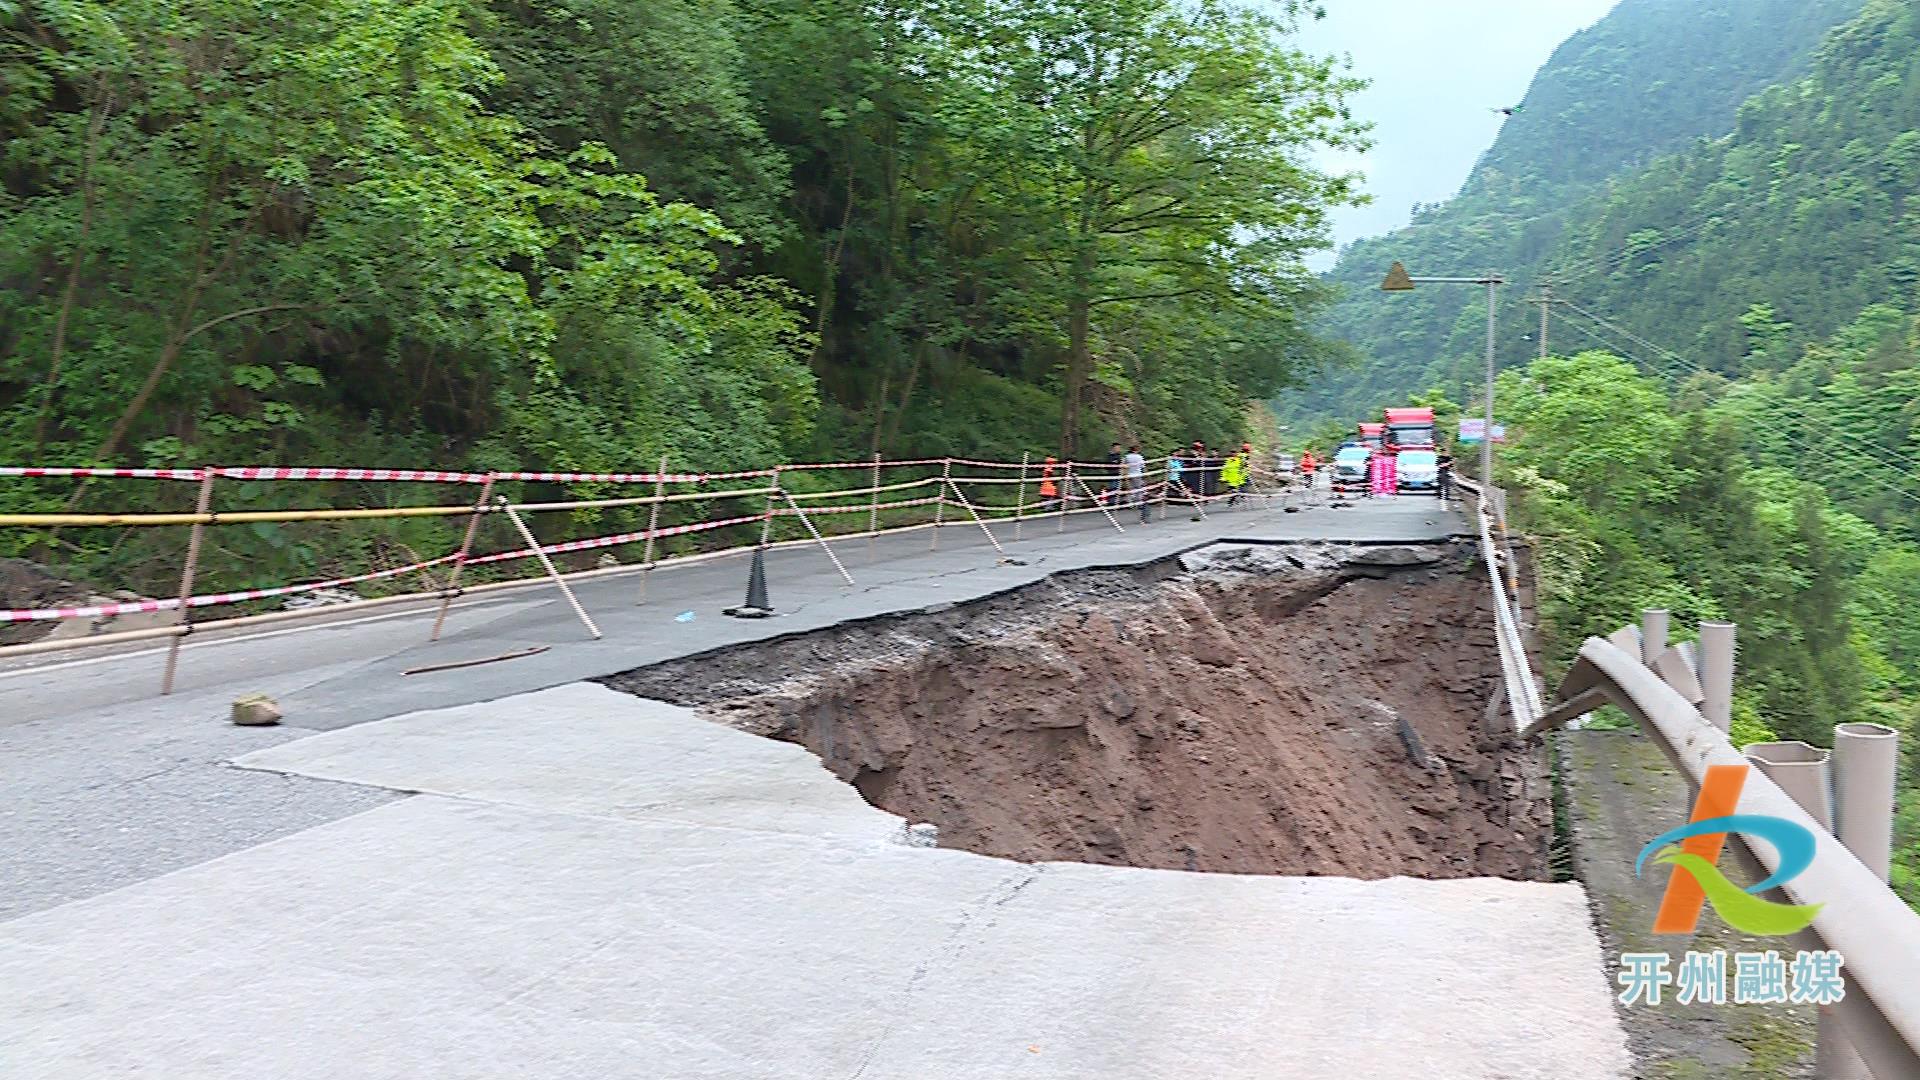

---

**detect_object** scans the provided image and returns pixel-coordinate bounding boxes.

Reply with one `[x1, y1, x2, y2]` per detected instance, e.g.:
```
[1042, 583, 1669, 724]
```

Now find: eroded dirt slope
[605, 543, 1552, 879]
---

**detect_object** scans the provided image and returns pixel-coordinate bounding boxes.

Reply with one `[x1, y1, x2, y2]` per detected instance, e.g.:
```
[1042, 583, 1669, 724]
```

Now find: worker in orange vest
[1300, 449, 1317, 488]
[1038, 455, 1060, 513]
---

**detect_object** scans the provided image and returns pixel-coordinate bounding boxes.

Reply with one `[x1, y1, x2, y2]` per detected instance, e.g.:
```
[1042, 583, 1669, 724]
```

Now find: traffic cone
[724, 547, 775, 618]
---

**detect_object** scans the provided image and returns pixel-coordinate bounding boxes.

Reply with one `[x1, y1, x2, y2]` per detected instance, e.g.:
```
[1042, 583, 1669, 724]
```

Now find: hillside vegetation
[1289, 0, 1866, 424]
[0, 0, 1362, 595]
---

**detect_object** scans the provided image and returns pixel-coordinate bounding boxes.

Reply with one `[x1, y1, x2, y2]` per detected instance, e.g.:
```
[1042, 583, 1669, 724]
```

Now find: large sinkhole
[601, 542, 1552, 880]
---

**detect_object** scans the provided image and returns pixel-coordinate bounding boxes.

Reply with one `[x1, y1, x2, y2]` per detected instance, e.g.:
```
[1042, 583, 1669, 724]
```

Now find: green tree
[940, 0, 1366, 454]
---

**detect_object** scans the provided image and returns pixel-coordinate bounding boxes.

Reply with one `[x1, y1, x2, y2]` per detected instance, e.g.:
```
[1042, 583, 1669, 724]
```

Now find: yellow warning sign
[1380, 261, 1414, 292]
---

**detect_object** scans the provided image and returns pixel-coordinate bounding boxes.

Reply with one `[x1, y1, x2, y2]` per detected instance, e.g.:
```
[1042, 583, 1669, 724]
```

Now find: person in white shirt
[1123, 445, 1149, 523]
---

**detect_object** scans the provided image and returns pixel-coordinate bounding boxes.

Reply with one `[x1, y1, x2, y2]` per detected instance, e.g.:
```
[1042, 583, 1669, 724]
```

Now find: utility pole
[1382, 262, 1504, 484]
[1483, 273, 1496, 485]
[1532, 278, 1552, 360]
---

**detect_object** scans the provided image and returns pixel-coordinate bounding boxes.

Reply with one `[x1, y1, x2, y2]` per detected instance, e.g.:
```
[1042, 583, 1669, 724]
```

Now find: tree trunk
[33, 92, 112, 454]
[1061, 294, 1090, 458]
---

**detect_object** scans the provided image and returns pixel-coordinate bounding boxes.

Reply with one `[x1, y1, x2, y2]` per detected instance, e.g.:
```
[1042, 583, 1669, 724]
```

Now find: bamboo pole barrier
[159, 469, 217, 694]
[0, 514, 964, 663]
[1073, 473, 1127, 533]
[930, 458, 951, 550]
[1058, 461, 1071, 533]
[430, 472, 496, 642]
[867, 453, 881, 563]
[1, 505, 480, 527]
[781, 491, 855, 585]
[759, 465, 781, 547]
[1014, 452, 1028, 542]
[942, 479, 1011, 560]
[638, 454, 666, 605]
[786, 475, 934, 500]
[497, 497, 599, 639]
[506, 485, 776, 513]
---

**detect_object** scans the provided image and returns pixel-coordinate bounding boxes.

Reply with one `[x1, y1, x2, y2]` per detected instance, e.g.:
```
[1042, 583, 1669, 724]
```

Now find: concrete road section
[4, 682, 1632, 1079]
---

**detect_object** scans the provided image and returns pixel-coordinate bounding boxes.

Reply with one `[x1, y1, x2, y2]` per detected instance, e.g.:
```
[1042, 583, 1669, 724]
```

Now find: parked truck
[1382, 407, 1436, 452]
[1357, 423, 1386, 452]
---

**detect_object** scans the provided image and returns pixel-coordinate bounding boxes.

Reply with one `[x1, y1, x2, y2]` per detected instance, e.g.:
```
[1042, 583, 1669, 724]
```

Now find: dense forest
[1286, 0, 1867, 424]
[1302, 0, 1920, 904]
[0, 0, 1365, 480]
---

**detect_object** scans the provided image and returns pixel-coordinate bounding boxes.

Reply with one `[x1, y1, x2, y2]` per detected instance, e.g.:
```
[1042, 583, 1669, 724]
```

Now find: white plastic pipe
[1641, 608, 1669, 665]
[1832, 723, 1899, 882]
[1697, 620, 1735, 732]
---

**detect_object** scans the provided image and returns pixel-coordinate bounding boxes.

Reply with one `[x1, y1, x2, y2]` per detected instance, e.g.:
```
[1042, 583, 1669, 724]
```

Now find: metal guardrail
[1465, 475, 1915, 1076]
[1454, 476, 1542, 733]
[1535, 628, 1920, 1079]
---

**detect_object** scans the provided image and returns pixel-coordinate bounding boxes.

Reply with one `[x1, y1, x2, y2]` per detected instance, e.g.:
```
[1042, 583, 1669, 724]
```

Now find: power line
[1554, 299, 1920, 485]
[1544, 306, 1920, 508]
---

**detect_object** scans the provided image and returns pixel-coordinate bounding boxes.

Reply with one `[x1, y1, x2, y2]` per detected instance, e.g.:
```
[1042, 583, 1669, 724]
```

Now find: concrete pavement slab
[0, 685, 396, 919]
[233, 682, 906, 843]
[0, 794, 1629, 1080]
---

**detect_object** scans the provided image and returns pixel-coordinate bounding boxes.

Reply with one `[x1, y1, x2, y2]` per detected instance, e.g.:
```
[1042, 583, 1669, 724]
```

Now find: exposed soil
[603, 542, 1553, 879]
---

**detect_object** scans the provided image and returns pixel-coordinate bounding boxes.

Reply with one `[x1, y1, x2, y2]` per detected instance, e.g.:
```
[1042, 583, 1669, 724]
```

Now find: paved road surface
[1, 494, 1633, 1077]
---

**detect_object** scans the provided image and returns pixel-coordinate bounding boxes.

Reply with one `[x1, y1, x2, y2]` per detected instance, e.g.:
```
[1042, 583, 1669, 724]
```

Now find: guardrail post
[638, 455, 666, 604]
[1741, 739, 1865, 1080]
[868, 453, 882, 561]
[930, 457, 950, 550]
[1641, 609, 1669, 665]
[159, 467, 217, 695]
[1698, 620, 1735, 732]
[1014, 452, 1028, 542]
[430, 471, 496, 640]
[1832, 722, 1898, 881]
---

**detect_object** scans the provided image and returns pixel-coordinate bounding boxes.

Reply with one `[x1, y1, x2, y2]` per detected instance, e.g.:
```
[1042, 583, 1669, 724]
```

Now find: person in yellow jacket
[1221, 450, 1247, 506]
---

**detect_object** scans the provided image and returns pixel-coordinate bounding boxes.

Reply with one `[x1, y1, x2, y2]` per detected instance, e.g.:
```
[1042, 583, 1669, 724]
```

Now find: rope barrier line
[0, 451, 1277, 642]
[782, 476, 938, 500]
[463, 513, 766, 567]
[505, 485, 779, 513]
[0, 504, 483, 527]
[2, 553, 462, 622]
[491, 467, 776, 484]
[773, 495, 941, 516]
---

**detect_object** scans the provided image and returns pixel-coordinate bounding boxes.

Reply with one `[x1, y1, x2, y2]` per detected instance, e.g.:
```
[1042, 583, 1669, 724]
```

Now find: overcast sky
[1290, 0, 1620, 268]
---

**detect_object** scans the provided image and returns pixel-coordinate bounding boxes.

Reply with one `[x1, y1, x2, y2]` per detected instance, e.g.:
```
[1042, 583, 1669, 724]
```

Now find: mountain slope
[1284, 0, 1867, 425]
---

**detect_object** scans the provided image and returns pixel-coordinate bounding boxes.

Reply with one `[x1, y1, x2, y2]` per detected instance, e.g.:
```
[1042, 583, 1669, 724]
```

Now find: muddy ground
[605, 541, 1553, 880]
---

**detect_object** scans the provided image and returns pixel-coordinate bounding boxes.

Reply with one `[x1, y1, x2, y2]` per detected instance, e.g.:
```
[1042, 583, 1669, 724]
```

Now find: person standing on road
[1437, 451, 1454, 503]
[1103, 442, 1124, 505]
[1038, 455, 1060, 513]
[1221, 447, 1247, 507]
[1123, 445, 1148, 523]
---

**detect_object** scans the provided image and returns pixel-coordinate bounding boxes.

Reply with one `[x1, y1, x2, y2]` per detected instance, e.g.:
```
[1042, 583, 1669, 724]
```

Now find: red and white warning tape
[491, 468, 778, 484]
[774, 495, 941, 516]
[0, 466, 208, 481]
[465, 513, 766, 567]
[214, 467, 488, 483]
[1, 554, 459, 622]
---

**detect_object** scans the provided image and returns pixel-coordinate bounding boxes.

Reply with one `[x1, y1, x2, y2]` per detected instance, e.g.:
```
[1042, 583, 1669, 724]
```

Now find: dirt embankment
[605, 542, 1552, 880]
